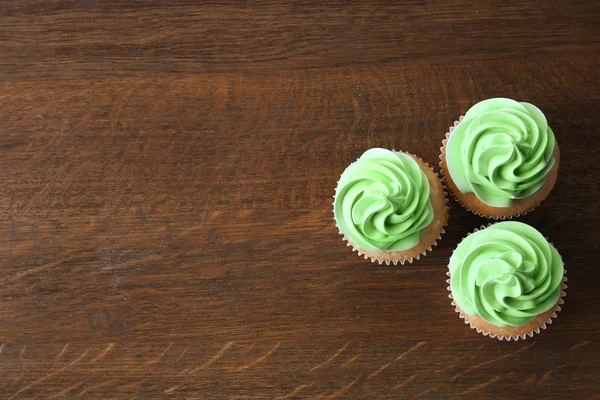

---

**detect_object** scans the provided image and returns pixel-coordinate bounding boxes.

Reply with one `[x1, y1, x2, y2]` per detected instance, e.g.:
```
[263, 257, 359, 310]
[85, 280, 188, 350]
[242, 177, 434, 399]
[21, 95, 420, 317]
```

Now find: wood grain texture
[0, 342, 598, 398]
[2, 1, 600, 80]
[1, 1, 600, 398]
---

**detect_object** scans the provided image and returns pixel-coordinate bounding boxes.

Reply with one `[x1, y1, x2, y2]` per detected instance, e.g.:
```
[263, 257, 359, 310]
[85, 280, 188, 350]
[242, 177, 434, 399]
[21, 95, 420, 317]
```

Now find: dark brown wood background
[1, 1, 600, 398]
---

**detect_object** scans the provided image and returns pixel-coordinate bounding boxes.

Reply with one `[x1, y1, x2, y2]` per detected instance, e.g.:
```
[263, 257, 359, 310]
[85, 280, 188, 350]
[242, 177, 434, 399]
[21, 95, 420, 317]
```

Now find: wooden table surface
[2, 1, 600, 399]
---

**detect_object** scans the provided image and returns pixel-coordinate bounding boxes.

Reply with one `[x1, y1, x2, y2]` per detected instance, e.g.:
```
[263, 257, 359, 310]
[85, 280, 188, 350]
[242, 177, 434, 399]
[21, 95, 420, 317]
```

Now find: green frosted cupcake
[447, 221, 567, 340]
[333, 148, 448, 265]
[440, 98, 559, 219]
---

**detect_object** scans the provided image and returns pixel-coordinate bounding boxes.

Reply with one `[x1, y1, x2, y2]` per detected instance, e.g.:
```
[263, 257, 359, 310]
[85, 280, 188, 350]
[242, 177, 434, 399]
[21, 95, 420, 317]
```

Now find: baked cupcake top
[445, 98, 557, 208]
[450, 221, 563, 327]
[334, 148, 434, 252]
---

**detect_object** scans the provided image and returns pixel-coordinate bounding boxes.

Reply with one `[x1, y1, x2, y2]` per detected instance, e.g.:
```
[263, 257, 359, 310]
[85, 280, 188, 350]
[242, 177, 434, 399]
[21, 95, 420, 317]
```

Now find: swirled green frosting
[450, 222, 563, 327]
[446, 98, 556, 207]
[334, 148, 434, 252]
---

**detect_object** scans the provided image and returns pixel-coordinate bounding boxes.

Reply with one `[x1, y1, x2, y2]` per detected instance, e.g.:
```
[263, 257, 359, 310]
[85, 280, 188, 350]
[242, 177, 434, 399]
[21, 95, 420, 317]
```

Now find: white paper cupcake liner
[333, 152, 448, 265]
[338, 229, 445, 265]
[439, 117, 532, 220]
[446, 223, 567, 341]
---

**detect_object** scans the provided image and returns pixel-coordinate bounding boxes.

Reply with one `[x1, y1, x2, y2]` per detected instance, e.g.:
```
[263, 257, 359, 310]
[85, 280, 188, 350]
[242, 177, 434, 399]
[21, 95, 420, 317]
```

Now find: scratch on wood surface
[241, 343, 256, 355]
[8, 349, 89, 400]
[88, 343, 115, 364]
[395, 341, 426, 361]
[57, 344, 69, 359]
[460, 373, 512, 395]
[0, 343, 4, 356]
[110, 87, 134, 136]
[366, 361, 392, 381]
[310, 342, 350, 372]
[78, 379, 119, 396]
[3, 255, 78, 284]
[237, 342, 281, 371]
[119, 380, 146, 390]
[341, 354, 360, 368]
[142, 91, 170, 124]
[521, 373, 537, 387]
[190, 341, 234, 373]
[568, 341, 590, 351]
[274, 383, 313, 399]
[366, 342, 426, 381]
[538, 363, 570, 386]
[48, 383, 83, 399]
[6, 375, 22, 389]
[413, 385, 441, 398]
[19, 345, 26, 358]
[165, 385, 182, 394]
[102, 254, 164, 271]
[435, 365, 455, 373]
[452, 343, 535, 380]
[146, 343, 172, 365]
[324, 373, 362, 399]
[175, 224, 204, 239]
[176, 347, 188, 361]
[391, 373, 418, 391]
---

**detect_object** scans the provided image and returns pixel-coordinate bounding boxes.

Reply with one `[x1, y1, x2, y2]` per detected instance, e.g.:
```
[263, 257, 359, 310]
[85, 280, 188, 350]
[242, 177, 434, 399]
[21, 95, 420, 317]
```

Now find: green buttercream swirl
[334, 148, 434, 252]
[450, 221, 563, 327]
[446, 98, 556, 207]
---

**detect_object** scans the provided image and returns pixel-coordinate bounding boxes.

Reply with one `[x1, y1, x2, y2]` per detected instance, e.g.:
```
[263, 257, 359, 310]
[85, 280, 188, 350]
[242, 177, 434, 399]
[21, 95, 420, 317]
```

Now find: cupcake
[333, 148, 448, 265]
[448, 221, 566, 340]
[440, 98, 559, 219]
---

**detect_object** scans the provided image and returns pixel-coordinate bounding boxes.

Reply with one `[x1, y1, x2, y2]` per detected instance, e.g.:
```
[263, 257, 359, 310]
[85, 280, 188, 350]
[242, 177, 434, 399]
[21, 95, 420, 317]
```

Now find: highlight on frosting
[450, 221, 563, 327]
[334, 148, 434, 252]
[445, 98, 556, 207]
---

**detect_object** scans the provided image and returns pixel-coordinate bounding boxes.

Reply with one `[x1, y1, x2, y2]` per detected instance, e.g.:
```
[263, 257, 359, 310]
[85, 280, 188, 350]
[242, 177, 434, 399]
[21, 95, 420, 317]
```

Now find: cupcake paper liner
[446, 223, 567, 341]
[333, 152, 448, 265]
[439, 116, 534, 220]
[338, 228, 445, 266]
